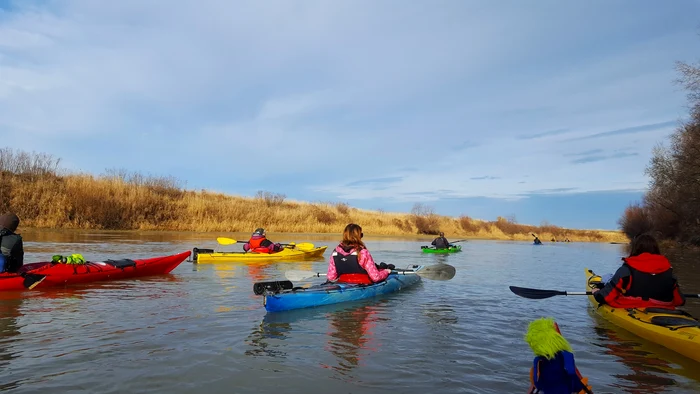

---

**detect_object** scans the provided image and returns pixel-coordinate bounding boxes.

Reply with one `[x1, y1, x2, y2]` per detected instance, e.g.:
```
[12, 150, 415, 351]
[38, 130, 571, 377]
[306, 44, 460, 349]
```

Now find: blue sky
[1, 1, 699, 230]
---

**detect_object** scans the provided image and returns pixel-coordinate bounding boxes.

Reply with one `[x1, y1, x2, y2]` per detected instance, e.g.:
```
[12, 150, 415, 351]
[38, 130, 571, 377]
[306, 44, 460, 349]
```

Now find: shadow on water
[588, 308, 700, 393]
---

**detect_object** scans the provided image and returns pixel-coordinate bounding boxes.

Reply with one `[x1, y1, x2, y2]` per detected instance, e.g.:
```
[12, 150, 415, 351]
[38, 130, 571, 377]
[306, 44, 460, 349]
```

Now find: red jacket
[595, 253, 685, 309]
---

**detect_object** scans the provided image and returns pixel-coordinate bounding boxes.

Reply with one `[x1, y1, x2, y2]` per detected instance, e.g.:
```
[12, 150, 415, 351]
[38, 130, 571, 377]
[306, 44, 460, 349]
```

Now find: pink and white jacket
[326, 245, 390, 283]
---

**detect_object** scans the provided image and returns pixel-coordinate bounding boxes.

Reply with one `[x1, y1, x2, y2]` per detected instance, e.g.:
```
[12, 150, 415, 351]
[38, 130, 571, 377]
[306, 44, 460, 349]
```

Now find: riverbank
[0, 148, 626, 243]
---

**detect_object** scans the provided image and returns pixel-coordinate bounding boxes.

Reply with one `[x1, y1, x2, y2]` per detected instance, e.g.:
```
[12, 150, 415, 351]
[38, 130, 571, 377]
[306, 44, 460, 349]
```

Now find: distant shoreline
[19, 226, 626, 244]
[2, 148, 627, 244]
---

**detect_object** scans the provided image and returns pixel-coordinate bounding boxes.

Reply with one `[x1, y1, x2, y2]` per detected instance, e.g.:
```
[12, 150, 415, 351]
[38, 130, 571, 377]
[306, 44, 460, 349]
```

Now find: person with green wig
[525, 317, 593, 394]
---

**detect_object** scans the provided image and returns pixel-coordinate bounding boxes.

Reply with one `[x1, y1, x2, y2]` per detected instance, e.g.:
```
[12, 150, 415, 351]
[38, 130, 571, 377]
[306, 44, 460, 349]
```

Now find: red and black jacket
[594, 253, 685, 309]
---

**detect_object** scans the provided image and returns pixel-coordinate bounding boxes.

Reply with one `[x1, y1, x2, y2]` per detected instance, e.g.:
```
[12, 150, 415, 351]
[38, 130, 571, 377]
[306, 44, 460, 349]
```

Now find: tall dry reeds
[0, 148, 626, 242]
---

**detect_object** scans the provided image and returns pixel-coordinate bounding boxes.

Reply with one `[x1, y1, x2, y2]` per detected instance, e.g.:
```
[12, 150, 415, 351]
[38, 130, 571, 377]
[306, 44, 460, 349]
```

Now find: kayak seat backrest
[649, 316, 700, 329]
[643, 308, 690, 316]
[253, 280, 294, 295]
[103, 259, 137, 269]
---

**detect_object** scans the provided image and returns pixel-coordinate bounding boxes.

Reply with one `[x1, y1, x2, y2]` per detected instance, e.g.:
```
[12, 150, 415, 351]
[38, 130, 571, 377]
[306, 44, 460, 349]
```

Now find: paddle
[282, 242, 316, 251]
[509, 286, 700, 300]
[285, 263, 456, 282]
[216, 237, 316, 251]
[216, 237, 238, 245]
[22, 273, 46, 289]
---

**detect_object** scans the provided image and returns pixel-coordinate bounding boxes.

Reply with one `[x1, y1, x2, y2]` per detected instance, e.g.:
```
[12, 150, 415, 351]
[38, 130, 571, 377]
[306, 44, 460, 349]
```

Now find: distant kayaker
[592, 234, 685, 309]
[431, 232, 451, 249]
[243, 228, 283, 254]
[525, 317, 593, 394]
[0, 212, 24, 273]
[533, 236, 542, 245]
[327, 223, 391, 284]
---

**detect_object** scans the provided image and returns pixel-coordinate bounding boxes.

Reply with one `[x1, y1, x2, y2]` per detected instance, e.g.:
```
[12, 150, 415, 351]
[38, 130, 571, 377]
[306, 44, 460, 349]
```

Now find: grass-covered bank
[0, 148, 625, 243]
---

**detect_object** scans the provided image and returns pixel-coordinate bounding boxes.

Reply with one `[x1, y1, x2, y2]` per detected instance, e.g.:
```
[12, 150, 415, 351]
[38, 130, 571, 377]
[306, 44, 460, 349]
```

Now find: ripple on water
[0, 236, 699, 393]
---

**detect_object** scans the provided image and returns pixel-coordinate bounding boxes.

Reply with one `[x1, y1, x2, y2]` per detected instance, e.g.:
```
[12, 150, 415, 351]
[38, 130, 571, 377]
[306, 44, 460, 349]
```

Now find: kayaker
[243, 228, 283, 254]
[592, 233, 685, 309]
[431, 232, 451, 249]
[327, 223, 391, 284]
[534, 236, 542, 245]
[0, 212, 24, 273]
[525, 317, 593, 394]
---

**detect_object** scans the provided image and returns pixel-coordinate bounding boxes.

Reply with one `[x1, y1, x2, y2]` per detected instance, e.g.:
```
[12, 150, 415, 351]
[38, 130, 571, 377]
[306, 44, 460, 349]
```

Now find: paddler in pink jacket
[327, 223, 391, 285]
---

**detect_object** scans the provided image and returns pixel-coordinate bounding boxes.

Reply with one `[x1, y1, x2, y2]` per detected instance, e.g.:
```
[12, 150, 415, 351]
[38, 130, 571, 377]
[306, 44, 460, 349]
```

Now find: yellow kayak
[193, 245, 327, 263]
[585, 268, 700, 363]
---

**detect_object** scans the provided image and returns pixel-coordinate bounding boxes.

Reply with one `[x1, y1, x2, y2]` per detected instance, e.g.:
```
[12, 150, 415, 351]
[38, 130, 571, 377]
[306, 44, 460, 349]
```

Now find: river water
[1, 230, 699, 393]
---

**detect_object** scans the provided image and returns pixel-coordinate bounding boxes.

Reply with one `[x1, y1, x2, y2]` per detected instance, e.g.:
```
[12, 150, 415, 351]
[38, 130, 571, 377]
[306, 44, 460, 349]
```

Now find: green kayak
[421, 245, 462, 254]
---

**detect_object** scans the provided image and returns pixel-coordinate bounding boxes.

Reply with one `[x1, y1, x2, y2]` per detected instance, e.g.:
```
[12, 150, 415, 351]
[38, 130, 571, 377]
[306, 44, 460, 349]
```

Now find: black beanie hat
[0, 212, 19, 232]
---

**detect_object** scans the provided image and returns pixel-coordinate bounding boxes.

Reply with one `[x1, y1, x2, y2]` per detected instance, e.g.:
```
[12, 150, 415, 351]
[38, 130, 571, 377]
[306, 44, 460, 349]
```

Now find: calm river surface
[1, 230, 699, 393]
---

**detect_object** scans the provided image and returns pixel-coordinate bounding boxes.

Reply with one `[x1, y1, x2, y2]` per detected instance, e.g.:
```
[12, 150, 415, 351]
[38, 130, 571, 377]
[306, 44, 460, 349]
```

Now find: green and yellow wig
[524, 317, 573, 360]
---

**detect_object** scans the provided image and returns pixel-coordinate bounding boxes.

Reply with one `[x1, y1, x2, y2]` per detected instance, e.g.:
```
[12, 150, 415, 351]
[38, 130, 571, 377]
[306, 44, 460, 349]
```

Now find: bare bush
[539, 220, 565, 238]
[335, 202, 350, 215]
[0, 147, 61, 177]
[459, 215, 480, 233]
[411, 203, 440, 234]
[493, 216, 520, 236]
[313, 207, 336, 225]
[618, 203, 652, 239]
[255, 190, 286, 207]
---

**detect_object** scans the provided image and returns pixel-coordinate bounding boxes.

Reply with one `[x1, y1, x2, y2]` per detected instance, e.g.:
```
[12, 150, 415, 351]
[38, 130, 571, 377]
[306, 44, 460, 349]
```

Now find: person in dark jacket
[0, 212, 24, 273]
[431, 232, 451, 249]
[592, 234, 685, 309]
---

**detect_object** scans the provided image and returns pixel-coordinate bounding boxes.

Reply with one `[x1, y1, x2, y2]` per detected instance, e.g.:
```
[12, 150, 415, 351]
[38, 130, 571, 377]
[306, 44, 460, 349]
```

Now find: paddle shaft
[510, 286, 699, 300]
[301, 270, 419, 278]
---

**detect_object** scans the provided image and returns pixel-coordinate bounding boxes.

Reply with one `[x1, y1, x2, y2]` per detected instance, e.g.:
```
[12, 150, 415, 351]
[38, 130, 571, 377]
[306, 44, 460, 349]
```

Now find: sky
[1, 1, 699, 230]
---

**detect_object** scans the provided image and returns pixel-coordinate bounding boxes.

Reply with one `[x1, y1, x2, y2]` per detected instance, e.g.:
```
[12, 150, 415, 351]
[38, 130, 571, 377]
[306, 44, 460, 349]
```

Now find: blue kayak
[263, 266, 424, 312]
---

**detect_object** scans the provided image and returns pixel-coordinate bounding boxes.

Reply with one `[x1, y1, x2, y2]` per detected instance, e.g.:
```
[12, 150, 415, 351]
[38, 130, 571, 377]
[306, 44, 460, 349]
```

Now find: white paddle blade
[417, 264, 456, 280]
[284, 270, 327, 281]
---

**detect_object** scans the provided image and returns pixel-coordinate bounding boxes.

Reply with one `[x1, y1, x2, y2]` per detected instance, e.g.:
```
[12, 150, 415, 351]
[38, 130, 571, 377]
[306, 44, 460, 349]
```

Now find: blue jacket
[530, 351, 592, 394]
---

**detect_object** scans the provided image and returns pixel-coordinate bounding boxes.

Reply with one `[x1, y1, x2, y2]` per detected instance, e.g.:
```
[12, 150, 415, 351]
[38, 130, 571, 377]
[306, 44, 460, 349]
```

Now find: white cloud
[0, 0, 697, 204]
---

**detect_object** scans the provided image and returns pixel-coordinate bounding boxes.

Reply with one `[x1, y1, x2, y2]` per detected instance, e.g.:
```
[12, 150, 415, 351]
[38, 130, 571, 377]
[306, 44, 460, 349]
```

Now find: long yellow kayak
[585, 268, 700, 363]
[193, 245, 327, 263]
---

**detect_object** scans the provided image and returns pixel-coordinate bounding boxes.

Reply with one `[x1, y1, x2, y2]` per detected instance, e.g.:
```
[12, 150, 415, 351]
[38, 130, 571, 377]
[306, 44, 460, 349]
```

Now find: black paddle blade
[509, 286, 566, 299]
[23, 274, 46, 290]
[419, 264, 456, 280]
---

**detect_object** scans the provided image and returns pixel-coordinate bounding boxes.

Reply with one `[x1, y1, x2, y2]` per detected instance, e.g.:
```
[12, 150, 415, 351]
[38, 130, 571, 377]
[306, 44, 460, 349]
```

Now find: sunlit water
[1, 230, 699, 393]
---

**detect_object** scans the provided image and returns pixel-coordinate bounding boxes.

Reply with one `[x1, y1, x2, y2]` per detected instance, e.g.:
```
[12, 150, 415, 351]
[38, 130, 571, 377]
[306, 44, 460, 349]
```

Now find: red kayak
[0, 251, 191, 291]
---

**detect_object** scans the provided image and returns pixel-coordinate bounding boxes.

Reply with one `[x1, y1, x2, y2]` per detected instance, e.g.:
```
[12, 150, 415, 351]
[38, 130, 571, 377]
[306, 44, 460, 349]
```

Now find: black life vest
[623, 264, 677, 302]
[0, 229, 22, 273]
[332, 250, 366, 275]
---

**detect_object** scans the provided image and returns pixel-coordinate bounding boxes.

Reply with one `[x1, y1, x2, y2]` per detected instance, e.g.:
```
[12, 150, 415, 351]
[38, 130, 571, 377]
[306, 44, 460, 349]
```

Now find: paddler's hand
[384, 269, 392, 274]
[591, 288, 599, 294]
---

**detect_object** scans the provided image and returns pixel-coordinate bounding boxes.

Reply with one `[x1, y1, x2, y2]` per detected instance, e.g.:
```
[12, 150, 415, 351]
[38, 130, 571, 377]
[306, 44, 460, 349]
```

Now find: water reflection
[321, 301, 388, 377]
[0, 295, 23, 390]
[589, 310, 700, 393]
[245, 300, 388, 379]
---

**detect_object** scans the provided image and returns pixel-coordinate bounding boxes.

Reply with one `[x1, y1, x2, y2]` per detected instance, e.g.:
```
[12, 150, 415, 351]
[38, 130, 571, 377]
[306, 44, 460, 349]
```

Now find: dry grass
[0, 148, 627, 243]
